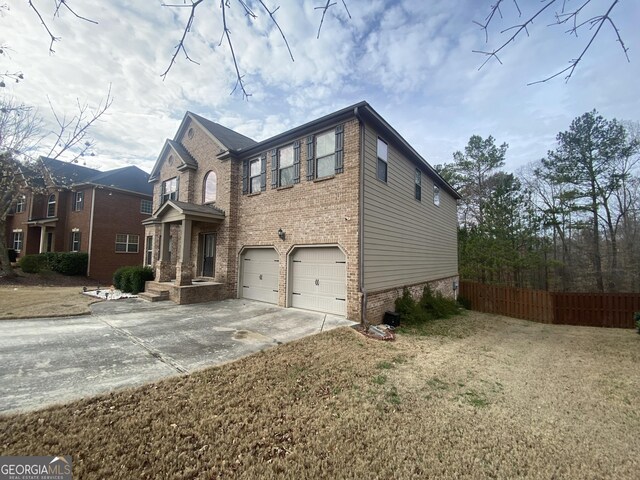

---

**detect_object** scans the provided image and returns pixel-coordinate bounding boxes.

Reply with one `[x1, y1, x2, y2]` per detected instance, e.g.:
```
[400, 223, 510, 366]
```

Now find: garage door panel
[241, 248, 279, 305]
[290, 247, 346, 316]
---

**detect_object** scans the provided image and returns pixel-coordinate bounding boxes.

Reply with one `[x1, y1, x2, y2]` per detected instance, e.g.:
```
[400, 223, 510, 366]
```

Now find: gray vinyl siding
[362, 122, 458, 291]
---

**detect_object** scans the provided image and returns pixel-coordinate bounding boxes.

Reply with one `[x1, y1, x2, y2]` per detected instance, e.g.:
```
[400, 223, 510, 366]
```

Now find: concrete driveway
[0, 299, 355, 415]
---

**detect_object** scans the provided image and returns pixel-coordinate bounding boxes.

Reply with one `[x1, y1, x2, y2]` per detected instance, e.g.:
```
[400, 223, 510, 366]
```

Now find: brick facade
[5, 161, 151, 284]
[146, 105, 459, 322]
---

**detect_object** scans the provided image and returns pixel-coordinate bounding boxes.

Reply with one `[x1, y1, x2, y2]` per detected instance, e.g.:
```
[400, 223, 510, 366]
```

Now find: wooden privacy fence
[459, 281, 640, 328]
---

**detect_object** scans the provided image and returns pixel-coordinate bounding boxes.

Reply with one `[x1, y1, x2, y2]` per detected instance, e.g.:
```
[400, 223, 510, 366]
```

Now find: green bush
[7, 249, 17, 263]
[17, 252, 87, 276]
[113, 266, 154, 294]
[18, 254, 46, 273]
[419, 286, 461, 319]
[55, 253, 88, 276]
[395, 286, 462, 327]
[635, 312, 640, 334]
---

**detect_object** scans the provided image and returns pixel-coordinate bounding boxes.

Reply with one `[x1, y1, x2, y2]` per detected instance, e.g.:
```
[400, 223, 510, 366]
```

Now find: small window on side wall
[433, 185, 440, 206]
[203, 171, 217, 203]
[249, 159, 261, 193]
[316, 131, 335, 178]
[377, 138, 388, 183]
[415, 169, 422, 201]
[278, 145, 295, 187]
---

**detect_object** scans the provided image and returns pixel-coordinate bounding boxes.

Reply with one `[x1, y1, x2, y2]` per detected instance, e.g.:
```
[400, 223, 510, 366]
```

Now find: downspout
[87, 187, 96, 279]
[354, 106, 367, 327]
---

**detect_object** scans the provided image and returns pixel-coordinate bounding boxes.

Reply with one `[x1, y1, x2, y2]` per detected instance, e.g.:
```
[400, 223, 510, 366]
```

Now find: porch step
[139, 290, 170, 302]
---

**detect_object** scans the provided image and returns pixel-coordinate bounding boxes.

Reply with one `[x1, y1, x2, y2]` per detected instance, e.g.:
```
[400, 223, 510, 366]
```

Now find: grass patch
[0, 286, 100, 319]
[372, 374, 387, 385]
[2, 316, 639, 479]
[376, 361, 394, 370]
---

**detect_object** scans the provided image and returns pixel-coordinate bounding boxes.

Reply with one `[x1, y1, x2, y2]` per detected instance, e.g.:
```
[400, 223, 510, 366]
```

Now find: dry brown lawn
[0, 286, 101, 319]
[1, 312, 638, 479]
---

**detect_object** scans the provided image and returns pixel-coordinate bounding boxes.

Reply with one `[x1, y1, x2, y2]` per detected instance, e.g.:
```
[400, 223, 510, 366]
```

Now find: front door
[202, 234, 215, 277]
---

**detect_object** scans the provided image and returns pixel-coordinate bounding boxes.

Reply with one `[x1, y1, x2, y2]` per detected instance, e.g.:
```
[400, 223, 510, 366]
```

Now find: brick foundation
[365, 275, 459, 324]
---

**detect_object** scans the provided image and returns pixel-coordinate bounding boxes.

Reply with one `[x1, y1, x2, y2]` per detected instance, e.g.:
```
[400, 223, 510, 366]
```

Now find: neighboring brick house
[6, 157, 153, 283]
[143, 102, 460, 323]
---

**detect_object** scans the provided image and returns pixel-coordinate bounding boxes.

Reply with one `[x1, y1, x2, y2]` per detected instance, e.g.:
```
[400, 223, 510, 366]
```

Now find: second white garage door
[290, 247, 346, 316]
[240, 248, 279, 304]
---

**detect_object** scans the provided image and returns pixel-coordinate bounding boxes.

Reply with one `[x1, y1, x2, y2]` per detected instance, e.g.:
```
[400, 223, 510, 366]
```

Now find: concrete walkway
[0, 298, 356, 415]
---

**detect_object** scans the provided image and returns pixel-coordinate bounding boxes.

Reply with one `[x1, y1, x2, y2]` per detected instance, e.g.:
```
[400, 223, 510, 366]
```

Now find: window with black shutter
[415, 169, 422, 201]
[249, 159, 261, 193]
[377, 138, 388, 183]
[306, 135, 315, 180]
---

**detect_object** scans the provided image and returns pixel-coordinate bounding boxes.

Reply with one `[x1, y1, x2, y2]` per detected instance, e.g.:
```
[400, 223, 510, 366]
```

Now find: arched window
[47, 194, 56, 217]
[203, 171, 217, 203]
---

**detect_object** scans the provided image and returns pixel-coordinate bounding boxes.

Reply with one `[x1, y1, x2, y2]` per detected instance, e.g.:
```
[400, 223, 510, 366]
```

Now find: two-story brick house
[143, 102, 460, 323]
[6, 157, 153, 283]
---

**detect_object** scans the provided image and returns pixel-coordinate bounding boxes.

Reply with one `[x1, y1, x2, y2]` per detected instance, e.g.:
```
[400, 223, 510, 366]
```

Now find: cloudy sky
[1, 0, 638, 174]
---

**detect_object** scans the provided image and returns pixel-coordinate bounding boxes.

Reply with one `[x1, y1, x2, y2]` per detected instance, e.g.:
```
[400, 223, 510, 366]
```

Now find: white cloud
[0, 0, 637, 177]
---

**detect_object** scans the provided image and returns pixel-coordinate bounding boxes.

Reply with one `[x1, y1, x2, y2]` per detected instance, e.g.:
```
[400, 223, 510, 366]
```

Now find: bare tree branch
[160, 0, 204, 80]
[473, 0, 629, 84]
[27, 0, 98, 53]
[219, 0, 250, 99]
[45, 84, 113, 162]
[314, 0, 351, 39]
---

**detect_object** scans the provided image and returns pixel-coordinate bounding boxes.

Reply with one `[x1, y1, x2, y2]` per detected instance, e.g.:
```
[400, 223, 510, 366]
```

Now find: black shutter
[260, 154, 267, 191]
[306, 135, 314, 180]
[78, 232, 82, 251]
[271, 149, 279, 189]
[335, 124, 344, 174]
[242, 160, 249, 194]
[293, 140, 301, 184]
[175, 176, 180, 201]
[69, 233, 74, 251]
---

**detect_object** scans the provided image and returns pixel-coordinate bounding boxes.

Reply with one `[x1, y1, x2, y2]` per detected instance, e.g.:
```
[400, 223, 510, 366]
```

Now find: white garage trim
[238, 246, 280, 305]
[287, 245, 347, 316]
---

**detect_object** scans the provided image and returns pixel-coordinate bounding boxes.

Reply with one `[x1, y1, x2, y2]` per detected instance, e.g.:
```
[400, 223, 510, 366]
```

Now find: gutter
[87, 186, 96, 278]
[354, 106, 367, 326]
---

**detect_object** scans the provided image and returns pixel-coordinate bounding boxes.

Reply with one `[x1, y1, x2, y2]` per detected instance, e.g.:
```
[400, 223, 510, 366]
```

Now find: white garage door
[290, 247, 346, 316]
[240, 248, 279, 304]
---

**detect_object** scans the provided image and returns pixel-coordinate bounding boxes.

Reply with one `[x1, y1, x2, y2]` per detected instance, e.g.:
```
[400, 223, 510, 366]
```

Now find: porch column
[175, 219, 193, 286]
[39, 226, 47, 253]
[156, 222, 172, 282]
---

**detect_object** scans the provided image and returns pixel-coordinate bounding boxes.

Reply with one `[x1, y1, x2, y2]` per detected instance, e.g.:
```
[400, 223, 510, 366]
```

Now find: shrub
[7, 249, 17, 263]
[419, 286, 461, 319]
[635, 312, 640, 334]
[113, 266, 154, 294]
[18, 254, 46, 273]
[394, 288, 429, 325]
[55, 253, 88, 276]
[17, 252, 87, 276]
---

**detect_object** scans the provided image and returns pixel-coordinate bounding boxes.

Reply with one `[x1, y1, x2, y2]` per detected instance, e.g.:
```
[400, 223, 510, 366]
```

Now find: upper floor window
[140, 199, 153, 215]
[316, 130, 336, 178]
[115, 234, 139, 253]
[47, 194, 56, 218]
[415, 169, 422, 201]
[15, 196, 25, 213]
[70, 231, 81, 252]
[377, 138, 388, 183]
[279, 145, 294, 187]
[72, 191, 84, 211]
[162, 177, 178, 203]
[203, 171, 217, 203]
[249, 159, 261, 193]
[433, 185, 440, 206]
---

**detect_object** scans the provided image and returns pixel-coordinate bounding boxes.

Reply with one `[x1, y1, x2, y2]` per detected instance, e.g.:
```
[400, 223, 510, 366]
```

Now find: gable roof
[149, 139, 198, 181]
[40, 157, 151, 196]
[142, 199, 225, 225]
[187, 112, 257, 151]
[81, 165, 153, 195]
[41, 157, 101, 186]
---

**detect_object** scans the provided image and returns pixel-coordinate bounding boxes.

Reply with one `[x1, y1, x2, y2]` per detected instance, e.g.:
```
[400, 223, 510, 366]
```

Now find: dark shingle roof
[167, 140, 197, 168]
[41, 157, 101, 186]
[188, 112, 257, 151]
[84, 166, 152, 195]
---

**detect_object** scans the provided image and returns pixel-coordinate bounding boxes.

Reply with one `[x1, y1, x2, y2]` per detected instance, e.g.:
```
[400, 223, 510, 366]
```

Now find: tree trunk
[0, 218, 16, 277]
[591, 189, 604, 292]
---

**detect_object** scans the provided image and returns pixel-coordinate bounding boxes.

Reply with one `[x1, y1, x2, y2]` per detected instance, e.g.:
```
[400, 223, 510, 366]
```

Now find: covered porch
[142, 200, 227, 304]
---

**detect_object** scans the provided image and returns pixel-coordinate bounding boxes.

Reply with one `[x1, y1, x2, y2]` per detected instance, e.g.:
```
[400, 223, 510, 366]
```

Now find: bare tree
[474, 0, 630, 84]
